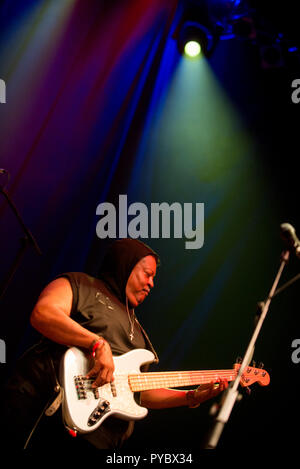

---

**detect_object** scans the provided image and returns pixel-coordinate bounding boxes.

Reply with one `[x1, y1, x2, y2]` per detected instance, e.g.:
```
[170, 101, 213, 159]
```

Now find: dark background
[0, 0, 299, 453]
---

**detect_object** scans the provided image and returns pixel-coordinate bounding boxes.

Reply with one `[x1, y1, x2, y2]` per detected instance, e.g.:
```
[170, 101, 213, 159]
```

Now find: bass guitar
[60, 347, 270, 434]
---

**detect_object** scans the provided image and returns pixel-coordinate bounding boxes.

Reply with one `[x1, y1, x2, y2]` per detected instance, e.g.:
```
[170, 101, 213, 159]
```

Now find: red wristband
[90, 338, 106, 357]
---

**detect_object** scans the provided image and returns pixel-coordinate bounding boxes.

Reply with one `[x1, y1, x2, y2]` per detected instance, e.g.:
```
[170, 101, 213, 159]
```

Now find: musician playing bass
[2, 239, 227, 449]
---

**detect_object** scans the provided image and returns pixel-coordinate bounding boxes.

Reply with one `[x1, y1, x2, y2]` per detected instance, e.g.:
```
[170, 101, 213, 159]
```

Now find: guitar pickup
[87, 399, 110, 427]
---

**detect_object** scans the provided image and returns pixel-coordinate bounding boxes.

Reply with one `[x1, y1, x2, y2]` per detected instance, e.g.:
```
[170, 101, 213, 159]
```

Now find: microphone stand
[0, 185, 42, 300]
[205, 249, 290, 449]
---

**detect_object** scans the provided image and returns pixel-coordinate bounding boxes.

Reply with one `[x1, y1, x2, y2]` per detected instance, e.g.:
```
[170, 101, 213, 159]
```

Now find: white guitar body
[60, 347, 155, 434]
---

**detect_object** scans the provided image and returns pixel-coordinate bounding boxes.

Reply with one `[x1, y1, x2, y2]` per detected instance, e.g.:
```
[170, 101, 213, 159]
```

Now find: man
[2, 238, 227, 449]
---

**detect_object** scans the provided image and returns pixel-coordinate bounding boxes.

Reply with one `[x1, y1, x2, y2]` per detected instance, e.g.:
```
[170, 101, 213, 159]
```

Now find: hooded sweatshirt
[58, 238, 160, 357]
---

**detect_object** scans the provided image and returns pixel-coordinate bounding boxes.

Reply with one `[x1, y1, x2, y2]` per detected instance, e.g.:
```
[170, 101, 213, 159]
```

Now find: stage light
[177, 21, 216, 59]
[184, 40, 201, 58]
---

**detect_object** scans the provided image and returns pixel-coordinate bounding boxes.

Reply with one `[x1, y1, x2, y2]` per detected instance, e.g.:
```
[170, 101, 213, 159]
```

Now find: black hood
[98, 238, 160, 305]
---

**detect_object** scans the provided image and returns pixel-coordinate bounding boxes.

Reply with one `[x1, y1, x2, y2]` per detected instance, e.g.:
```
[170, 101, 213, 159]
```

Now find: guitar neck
[128, 369, 237, 392]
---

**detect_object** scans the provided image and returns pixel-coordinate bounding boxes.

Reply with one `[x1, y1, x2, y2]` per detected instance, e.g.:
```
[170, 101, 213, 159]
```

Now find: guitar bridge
[74, 375, 88, 400]
[74, 375, 101, 400]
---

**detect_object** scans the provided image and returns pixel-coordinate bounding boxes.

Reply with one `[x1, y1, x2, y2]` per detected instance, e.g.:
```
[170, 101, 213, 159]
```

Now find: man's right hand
[86, 341, 115, 387]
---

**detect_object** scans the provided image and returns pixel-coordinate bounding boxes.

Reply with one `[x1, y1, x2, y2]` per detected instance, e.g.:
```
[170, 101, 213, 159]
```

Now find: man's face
[126, 255, 157, 308]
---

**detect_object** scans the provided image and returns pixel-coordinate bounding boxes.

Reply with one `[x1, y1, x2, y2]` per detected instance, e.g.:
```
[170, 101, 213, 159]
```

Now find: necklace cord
[126, 297, 135, 341]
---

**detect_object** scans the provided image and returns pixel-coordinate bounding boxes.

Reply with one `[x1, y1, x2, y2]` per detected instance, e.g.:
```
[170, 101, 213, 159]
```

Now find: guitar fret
[128, 370, 237, 392]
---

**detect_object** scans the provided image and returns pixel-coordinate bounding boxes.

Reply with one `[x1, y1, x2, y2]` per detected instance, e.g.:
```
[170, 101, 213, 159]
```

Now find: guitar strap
[44, 355, 63, 416]
[21, 347, 65, 449]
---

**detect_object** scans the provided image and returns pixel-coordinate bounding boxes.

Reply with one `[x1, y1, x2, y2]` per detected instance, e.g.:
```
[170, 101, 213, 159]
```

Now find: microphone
[280, 223, 300, 258]
[0, 169, 8, 174]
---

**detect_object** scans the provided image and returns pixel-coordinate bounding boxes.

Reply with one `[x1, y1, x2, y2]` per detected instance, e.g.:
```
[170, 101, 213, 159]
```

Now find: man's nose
[148, 276, 154, 289]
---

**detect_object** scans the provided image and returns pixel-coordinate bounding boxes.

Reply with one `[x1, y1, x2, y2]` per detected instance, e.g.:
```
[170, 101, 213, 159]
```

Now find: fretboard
[128, 369, 237, 392]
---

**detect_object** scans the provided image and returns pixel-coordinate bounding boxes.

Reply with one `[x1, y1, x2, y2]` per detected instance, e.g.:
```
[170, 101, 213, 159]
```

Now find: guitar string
[128, 372, 238, 382]
[82, 371, 238, 390]
[128, 370, 241, 381]
[128, 371, 238, 389]
[81, 370, 266, 391]
[82, 371, 265, 393]
[82, 369, 263, 384]
[127, 367, 263, 379]
[127, 369, 265, 390]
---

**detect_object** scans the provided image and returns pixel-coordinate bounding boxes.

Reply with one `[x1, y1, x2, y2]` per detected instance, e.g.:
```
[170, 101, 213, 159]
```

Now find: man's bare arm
[30, 278, 100, 348]
[30, 278, 115, 384]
